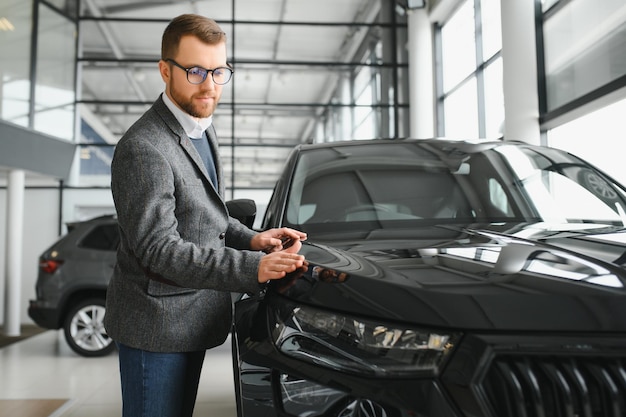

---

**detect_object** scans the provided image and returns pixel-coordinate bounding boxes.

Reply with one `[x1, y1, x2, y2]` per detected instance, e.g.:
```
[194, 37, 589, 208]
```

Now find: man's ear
[158, 60, 170, 83]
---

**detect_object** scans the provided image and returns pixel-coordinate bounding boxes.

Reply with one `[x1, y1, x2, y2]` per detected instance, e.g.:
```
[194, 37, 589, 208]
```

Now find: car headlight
[279, 374, 347, 416]
[272, 304, 460, 377]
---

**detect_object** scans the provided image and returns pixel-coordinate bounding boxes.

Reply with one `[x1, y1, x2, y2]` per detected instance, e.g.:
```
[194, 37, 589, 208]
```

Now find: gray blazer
[104, 95, 263, 353]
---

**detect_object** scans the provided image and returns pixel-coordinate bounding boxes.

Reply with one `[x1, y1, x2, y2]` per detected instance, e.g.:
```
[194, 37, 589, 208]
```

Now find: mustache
[193, 93, 216, 99]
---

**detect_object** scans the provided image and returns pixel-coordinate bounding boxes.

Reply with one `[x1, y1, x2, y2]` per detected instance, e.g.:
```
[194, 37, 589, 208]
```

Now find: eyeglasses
[165, 59, 233, 85]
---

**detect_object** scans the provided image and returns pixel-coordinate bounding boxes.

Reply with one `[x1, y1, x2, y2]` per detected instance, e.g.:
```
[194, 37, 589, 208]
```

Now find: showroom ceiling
[1, 0, 405, 189]
[78, 0, 387, 189]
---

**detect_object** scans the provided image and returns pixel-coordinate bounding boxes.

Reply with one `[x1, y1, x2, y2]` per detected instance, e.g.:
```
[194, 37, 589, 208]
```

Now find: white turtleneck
[162, 92, 213, 138]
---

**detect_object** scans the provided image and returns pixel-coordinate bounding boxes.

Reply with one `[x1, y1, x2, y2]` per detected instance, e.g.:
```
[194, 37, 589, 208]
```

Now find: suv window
[79, 224, 119, 251]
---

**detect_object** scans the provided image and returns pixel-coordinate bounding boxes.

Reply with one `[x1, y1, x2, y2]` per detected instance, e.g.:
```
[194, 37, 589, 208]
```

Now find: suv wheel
[63, 298, 115, 357]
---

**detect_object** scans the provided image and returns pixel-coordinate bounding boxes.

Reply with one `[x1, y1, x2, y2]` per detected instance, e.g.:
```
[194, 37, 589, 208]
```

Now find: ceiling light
[0, 17, 15, 31]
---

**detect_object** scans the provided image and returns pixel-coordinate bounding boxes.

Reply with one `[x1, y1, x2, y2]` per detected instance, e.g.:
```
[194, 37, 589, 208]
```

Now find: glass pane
[483, 57, 504, 139]
[78, 144, 114, 186]
[394, 107, 410, 139]
[543, 0, 626, 111]
[232, 0, 379, 23]
[218, 110, 302, 189]
[441, 1, 476, 92]
[354, 65, 374, 96]
[542, 0, 561, 13]
[354, 93, 374, 126]
[71, 6, 407, 192]
[82, 102, 146, 143]
[47, 0, 79, 18]
[353, 112, 376, 140]
[80, 63, 164, 101]
[34, 99, 74, 140]
[34, 3, 76, 140]
[443, 77, 478, 139]
[220, 110, 309, 144]
[80, 20, 166, 60]
[480, 0, 502, 61]
[0, 1, 32, 127]
[219, 145, 292, 189]
[233, 24, 394, 64]
[234, 63, 340, 104]
[547, 97, 626, 185]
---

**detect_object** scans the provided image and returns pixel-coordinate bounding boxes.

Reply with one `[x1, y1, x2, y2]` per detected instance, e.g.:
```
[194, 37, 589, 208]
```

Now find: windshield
[282, 141, 626, 234]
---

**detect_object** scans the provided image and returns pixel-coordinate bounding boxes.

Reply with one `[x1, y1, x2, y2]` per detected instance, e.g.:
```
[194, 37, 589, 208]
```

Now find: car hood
[270, 222, 626, 332]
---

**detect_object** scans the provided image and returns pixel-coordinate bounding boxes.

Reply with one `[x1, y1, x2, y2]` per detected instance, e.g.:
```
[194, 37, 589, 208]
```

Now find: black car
[231, 139, 626, 417]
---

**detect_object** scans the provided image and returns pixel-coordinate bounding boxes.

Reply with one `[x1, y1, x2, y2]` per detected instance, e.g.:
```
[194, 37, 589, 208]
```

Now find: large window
[541, 0, 626, 116]
[540, 0, 626, 185]
[436, 0, 503, 140]
[316, 38, 410, 143]
[547, 97, 626, 185]
[0, 1, 75, 138]
[74, 1, 409, 192]
[34, 2, 76, 141]
[0, 1, 33, 127]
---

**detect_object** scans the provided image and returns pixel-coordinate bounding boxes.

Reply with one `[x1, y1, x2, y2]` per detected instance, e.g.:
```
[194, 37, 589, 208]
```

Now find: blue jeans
[117, 343, 206, 417]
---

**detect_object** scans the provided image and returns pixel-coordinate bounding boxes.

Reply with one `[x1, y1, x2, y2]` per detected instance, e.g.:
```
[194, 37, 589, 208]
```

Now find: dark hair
[161, 14, 226, 60]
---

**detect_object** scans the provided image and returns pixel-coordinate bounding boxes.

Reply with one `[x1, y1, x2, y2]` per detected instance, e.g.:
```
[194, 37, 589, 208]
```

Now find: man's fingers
[282, 239, 302, 254]
[257, 253, 306, 283]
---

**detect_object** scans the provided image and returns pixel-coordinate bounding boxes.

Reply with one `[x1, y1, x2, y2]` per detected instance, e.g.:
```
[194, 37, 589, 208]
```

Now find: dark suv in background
[29, 215, 118, 357]
[28, 200, 256, 357]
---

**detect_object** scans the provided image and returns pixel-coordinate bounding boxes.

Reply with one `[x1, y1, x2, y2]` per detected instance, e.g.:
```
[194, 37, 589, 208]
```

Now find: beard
[168, 78, 218, 119]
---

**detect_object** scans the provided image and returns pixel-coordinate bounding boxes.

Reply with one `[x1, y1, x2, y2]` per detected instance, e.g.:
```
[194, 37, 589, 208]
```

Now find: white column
[500, 0, 541, 144]
[3, 169, 25, 336]
[408, 8, 435, 138]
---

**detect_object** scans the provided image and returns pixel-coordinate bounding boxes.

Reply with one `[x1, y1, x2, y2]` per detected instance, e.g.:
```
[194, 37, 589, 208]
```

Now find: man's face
[159, 35, 228, 119]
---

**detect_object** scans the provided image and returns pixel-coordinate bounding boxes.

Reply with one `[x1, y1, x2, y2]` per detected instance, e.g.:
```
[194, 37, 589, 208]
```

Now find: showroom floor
[0, 330, 237, 417]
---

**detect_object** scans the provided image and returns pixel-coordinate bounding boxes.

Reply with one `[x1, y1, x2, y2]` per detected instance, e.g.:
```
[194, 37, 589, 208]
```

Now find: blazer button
[219, 232, 226, 240]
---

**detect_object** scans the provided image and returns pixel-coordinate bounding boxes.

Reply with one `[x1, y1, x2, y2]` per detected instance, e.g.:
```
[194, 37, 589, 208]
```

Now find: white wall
[0, 188, 62, 326]
[0, 186, 115, 326]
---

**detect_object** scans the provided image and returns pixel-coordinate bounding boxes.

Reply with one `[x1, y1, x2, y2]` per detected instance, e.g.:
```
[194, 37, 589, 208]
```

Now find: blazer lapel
[154, 96, 223, 196]
[206, 125, 224, 196]
[179, 134, 217, 190]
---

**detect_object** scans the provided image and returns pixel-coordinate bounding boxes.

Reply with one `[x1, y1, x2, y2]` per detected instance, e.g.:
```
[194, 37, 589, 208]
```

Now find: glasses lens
[212, 67, 232, 85]
[187, 67, 208, 84]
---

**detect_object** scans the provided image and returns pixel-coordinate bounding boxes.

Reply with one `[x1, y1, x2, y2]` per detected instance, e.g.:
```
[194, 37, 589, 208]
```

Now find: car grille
[482, 355, 626, 417]
[442, 335, 626, 417]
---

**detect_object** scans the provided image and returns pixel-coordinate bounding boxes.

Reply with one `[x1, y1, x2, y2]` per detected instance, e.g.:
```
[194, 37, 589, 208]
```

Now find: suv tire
[63, 298, 115, 357]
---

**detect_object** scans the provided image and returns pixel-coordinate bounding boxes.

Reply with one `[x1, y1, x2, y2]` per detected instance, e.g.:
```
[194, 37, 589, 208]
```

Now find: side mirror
[226, 199, 257, 229]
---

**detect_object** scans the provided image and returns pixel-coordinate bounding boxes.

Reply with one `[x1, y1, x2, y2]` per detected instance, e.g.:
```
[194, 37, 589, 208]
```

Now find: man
[104, 14, 307, 417]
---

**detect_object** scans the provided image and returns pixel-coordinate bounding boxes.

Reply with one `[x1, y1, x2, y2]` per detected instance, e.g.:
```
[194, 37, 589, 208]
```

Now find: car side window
[488, 178, 513, 216]
[79, 224, 119, 251]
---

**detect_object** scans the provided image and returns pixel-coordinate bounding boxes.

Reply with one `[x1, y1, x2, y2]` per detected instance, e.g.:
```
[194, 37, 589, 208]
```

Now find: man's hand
[257, 251, 307, 283]
[251, 227, 307, 253]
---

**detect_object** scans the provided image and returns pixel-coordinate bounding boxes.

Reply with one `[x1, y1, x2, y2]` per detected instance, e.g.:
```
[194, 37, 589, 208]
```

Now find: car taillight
[40, 259, 63, 274]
